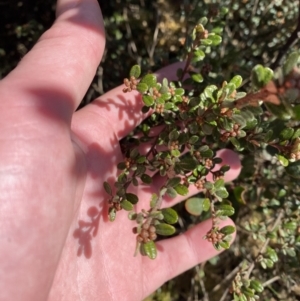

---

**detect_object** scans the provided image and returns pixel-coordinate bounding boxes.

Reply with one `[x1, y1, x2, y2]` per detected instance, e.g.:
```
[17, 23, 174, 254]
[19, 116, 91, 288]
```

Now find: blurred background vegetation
[1, 1, 299, 300]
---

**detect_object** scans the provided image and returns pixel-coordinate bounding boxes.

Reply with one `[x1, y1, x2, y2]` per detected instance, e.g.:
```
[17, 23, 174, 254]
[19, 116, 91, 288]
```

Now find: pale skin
[0, 1, 242, 301]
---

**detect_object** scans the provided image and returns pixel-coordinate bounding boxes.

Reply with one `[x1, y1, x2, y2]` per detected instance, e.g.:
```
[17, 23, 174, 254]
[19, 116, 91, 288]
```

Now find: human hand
[0, 1, 241, 300]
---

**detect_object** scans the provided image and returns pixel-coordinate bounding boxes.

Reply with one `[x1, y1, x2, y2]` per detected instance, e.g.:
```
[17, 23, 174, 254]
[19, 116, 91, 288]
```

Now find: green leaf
[141, 174, 152, 184]
[276, 154, 289, 167]
[125, 193, 139, 204]
[130, 148, 139, 159]
[150, 193, 158, 208]
[251, 64, 273, 88]
[204, 181, 213, 190]
[129, 65, 141, 78]
[171, 149, 181, 157]
[128, 211, 137, 220]
[166, 177, 181, 187]
[200, 148, 214, 158]
[192, 49, 205, 62]
[161, 208, 178, 224]
[215, 204, 235, 217]
[265, 102, 291, 120]
[232, 114, 246, 128]
[169, 129, 179, 141]
[283, 51, 299, 76]
[283, 221, 298, 231]
[142, 95, 155, 107]
[191, 73, 203, 83]
[279, 128, 294, 140]
[136, 156, 147, 164]
[292, 104, 300, 121]
[141, 74, 157, 87]
[230, 75, 243, 89]
[250, 280, 264, 293]
[242, 287, 255, 298]
[175, 88, 185, 96]
[223, 83, 236, 97]
[174, 184, 189, 196]
[220, 225, 235, 235]
[214, 186, 229, 199]
[202, 123, 214, 135]
[202, 198, 211, 211]
[117, 162, 127, 170]
[219, 240, 230, 249]
[201, 38, 212, 46]
[164, 102, 175, 110]
[136, 82, 148, 93]
[189, 135, 199, 144]
[207, 34, 222, 46]
[120, 200, 134, 211]
[286, 248, 296, 257]
[142, 241, 157, 259]
[176, 157, 198, 171]
[103, 181, 112, 196]
[214, 178, 225, 189]
[109, 207, 116, 221]
[155, 223, 176, 236]
[204, 85, 218, 99]
[233, 186, 246, 204]
[266, 247, 278, 262]
[166, 187, 177, 198]
[185, 197, 204, 216]
[199, 16, 208, 26]
[285, 160, 300, 179]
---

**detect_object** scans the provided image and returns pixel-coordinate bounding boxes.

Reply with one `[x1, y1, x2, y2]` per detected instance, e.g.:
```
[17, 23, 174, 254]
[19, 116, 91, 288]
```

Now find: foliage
[102, 1, 300, 300]
[2, 1, 300, 301]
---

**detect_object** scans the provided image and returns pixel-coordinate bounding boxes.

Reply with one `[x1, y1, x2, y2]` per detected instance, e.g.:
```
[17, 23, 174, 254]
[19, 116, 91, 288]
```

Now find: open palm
[0, 1, 241, 301]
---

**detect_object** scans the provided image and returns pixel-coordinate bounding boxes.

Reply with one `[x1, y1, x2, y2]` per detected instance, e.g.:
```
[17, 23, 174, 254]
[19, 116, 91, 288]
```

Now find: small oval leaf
[103, 181, 112, 196]
[141, 174, 152, 184]
[136, 82, 148, 93]
[125, 193, 139, 204]
[109, 207, 116, 221]
[230, 75, 243, 88]
[142, 241, 157, 259]
[120, 200, 134, 211]
[141, 74, 157, 87]
[220, 225, 235, 235]
[174, 184, 189, 196]
[215, 204, 235, 217]
[155, 223, 176, 236]
[129, 65, 141, 78]
[142, 95, 155, 107]
[161, 208, 178, 224]
[166, 177, 181, 187]
[185, 197, 204, 216]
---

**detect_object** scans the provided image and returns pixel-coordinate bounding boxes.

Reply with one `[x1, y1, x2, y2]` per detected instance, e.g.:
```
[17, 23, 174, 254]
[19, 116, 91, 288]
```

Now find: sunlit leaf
[174, 184, 189, 195]
[121, 200, 134, 211]
[155, 223, 176, 235]
[141, 241, 157, 259]
[161, 208, 178, 224]
[185, 197, 204, 216]
[129, 65, 141, 78]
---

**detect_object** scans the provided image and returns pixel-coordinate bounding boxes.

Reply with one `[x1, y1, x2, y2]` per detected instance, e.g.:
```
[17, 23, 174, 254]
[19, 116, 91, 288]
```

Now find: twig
[263, 275, 281, 287]
[210, 262, 245, 294]
[198, 263, 209, 301]
[270, 0, 300, 70]
[146, 11, 160, 64]
[245, 209, 284, 279]
[219, 287, 230, 301]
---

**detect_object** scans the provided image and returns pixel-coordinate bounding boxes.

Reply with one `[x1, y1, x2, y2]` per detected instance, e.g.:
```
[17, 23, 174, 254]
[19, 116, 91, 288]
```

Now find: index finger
[0, 0, 105, 122]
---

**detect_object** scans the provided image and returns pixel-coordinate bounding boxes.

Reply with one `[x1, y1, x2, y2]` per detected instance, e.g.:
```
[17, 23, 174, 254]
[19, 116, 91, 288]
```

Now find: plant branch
[270, 0, 300, 70]
[245, 209, 284, 279]
[263, 275, 281, 287]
